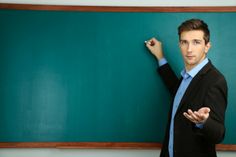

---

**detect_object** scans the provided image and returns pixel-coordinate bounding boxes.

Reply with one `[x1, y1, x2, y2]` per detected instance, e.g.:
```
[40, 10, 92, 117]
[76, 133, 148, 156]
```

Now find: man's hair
[178, 19, 210, 44]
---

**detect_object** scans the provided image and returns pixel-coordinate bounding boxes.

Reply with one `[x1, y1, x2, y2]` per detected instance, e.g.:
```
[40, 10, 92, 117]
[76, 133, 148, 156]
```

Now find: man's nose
[187, 43, 193, 52]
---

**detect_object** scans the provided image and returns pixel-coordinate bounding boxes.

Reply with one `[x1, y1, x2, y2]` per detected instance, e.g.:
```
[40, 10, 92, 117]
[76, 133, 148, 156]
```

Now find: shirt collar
[181, 58, 209, 79]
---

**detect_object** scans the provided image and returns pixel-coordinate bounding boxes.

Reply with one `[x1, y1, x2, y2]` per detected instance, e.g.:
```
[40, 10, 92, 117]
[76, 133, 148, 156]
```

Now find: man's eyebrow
[193, 39, 203, 41]
[179, 39, 203, 41]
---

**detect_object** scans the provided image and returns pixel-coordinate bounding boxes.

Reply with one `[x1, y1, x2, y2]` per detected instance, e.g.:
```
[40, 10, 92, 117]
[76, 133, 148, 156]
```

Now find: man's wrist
[158, 58, 167, 67]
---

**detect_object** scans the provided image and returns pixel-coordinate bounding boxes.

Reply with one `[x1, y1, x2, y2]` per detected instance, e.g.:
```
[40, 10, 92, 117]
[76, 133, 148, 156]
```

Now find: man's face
[179, 30, 211, 71]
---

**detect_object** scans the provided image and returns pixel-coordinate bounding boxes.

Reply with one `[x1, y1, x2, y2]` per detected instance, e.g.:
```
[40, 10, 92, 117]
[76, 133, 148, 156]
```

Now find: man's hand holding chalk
[145, 40, 155, 46]
[145, 37, 164, 60]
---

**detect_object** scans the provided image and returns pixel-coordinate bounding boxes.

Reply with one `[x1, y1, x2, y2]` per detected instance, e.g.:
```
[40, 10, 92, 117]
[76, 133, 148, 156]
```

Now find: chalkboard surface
[0, 10, 235, 144]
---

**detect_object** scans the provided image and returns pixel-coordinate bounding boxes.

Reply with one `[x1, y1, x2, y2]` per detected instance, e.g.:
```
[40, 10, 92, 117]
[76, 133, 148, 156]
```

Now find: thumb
[201, 107, 211, 113]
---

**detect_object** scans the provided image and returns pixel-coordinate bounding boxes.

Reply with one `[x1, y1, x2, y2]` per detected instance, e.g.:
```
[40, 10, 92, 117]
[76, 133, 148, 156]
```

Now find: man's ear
[205, 42, 211, 53]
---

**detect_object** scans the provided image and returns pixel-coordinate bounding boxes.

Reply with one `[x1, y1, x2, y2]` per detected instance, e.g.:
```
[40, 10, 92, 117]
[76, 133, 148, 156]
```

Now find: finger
[203, 107, 211, 113]
[148, 40, 155, 46]
[145, 38, 156, 46]
[184, 114, 198, 123]
[198, 107, 211, 121]
[145, 40, 151, 45]
[193, 110, 207, 123]
[152, 37, 159, 43]
[153, 38, 162, 46]
[187, 110, 204, 123]
[183, 112, 198, 123]
[198, 107, 210, 113]
[193, 111, 205, 122]
[187, 109, 199, 120]
[145, 41, 153, 50]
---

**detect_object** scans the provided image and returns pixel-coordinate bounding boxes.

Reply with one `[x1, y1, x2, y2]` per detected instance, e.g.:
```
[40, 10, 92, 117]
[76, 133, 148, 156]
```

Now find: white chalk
[144, 40, 154, 46]
[144, 41, 150, 44]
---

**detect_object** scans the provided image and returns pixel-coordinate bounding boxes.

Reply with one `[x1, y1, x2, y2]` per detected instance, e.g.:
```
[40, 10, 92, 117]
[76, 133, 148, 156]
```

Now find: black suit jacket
[158, 61, 228, 157]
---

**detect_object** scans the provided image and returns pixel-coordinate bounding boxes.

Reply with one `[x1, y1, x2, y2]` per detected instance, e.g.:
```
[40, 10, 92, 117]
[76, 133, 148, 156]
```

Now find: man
[145, 19, 228, 157]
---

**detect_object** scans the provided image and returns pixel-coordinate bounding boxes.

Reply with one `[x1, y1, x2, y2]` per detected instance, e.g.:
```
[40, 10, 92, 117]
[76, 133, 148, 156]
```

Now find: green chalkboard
[0, 10, 235, 144]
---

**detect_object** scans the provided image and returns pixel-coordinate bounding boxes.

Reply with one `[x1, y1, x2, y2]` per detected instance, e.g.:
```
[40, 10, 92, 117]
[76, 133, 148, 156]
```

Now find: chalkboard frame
[0, 3, 236, 150]
[0, 4, 236, 12]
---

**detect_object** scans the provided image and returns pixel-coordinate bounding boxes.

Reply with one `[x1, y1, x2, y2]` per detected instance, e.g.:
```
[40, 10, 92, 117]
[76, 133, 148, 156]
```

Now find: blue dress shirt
[158, 58, 209, 157]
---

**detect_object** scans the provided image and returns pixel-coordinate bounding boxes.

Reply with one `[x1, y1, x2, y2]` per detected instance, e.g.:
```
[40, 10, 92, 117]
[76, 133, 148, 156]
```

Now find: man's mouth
[186, 56, 194, 59]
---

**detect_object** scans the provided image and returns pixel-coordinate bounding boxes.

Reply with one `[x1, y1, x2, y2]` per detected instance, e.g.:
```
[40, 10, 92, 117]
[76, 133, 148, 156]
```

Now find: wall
[0, 0, 236, 157]
[0, 0, 235, 6]
[0, 149, 236, 157]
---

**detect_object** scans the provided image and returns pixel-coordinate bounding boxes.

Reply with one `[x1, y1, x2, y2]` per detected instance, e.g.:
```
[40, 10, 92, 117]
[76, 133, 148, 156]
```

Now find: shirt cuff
[158, 58, 167, 67]
[196, 123, 204, 129]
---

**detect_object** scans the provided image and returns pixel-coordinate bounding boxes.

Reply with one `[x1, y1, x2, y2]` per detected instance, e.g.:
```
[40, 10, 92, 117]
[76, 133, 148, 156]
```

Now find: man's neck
[185, 57, 206, 72]
[185, 65, 195, 72]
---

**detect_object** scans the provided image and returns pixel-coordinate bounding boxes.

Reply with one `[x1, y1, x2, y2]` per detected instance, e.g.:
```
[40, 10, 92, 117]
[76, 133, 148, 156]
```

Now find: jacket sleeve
[201, 76, 228, 144]
[158, 63, 179, 96]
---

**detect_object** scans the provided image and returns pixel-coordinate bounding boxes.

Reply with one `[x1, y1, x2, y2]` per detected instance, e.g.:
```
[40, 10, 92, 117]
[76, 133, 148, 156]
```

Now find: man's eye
[193, 40, 201, 45]
[180, 41, 187, 45]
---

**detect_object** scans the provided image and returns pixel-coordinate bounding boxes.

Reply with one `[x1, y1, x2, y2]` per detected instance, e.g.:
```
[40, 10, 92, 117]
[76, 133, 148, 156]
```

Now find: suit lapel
[175, 61, 213, 115]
